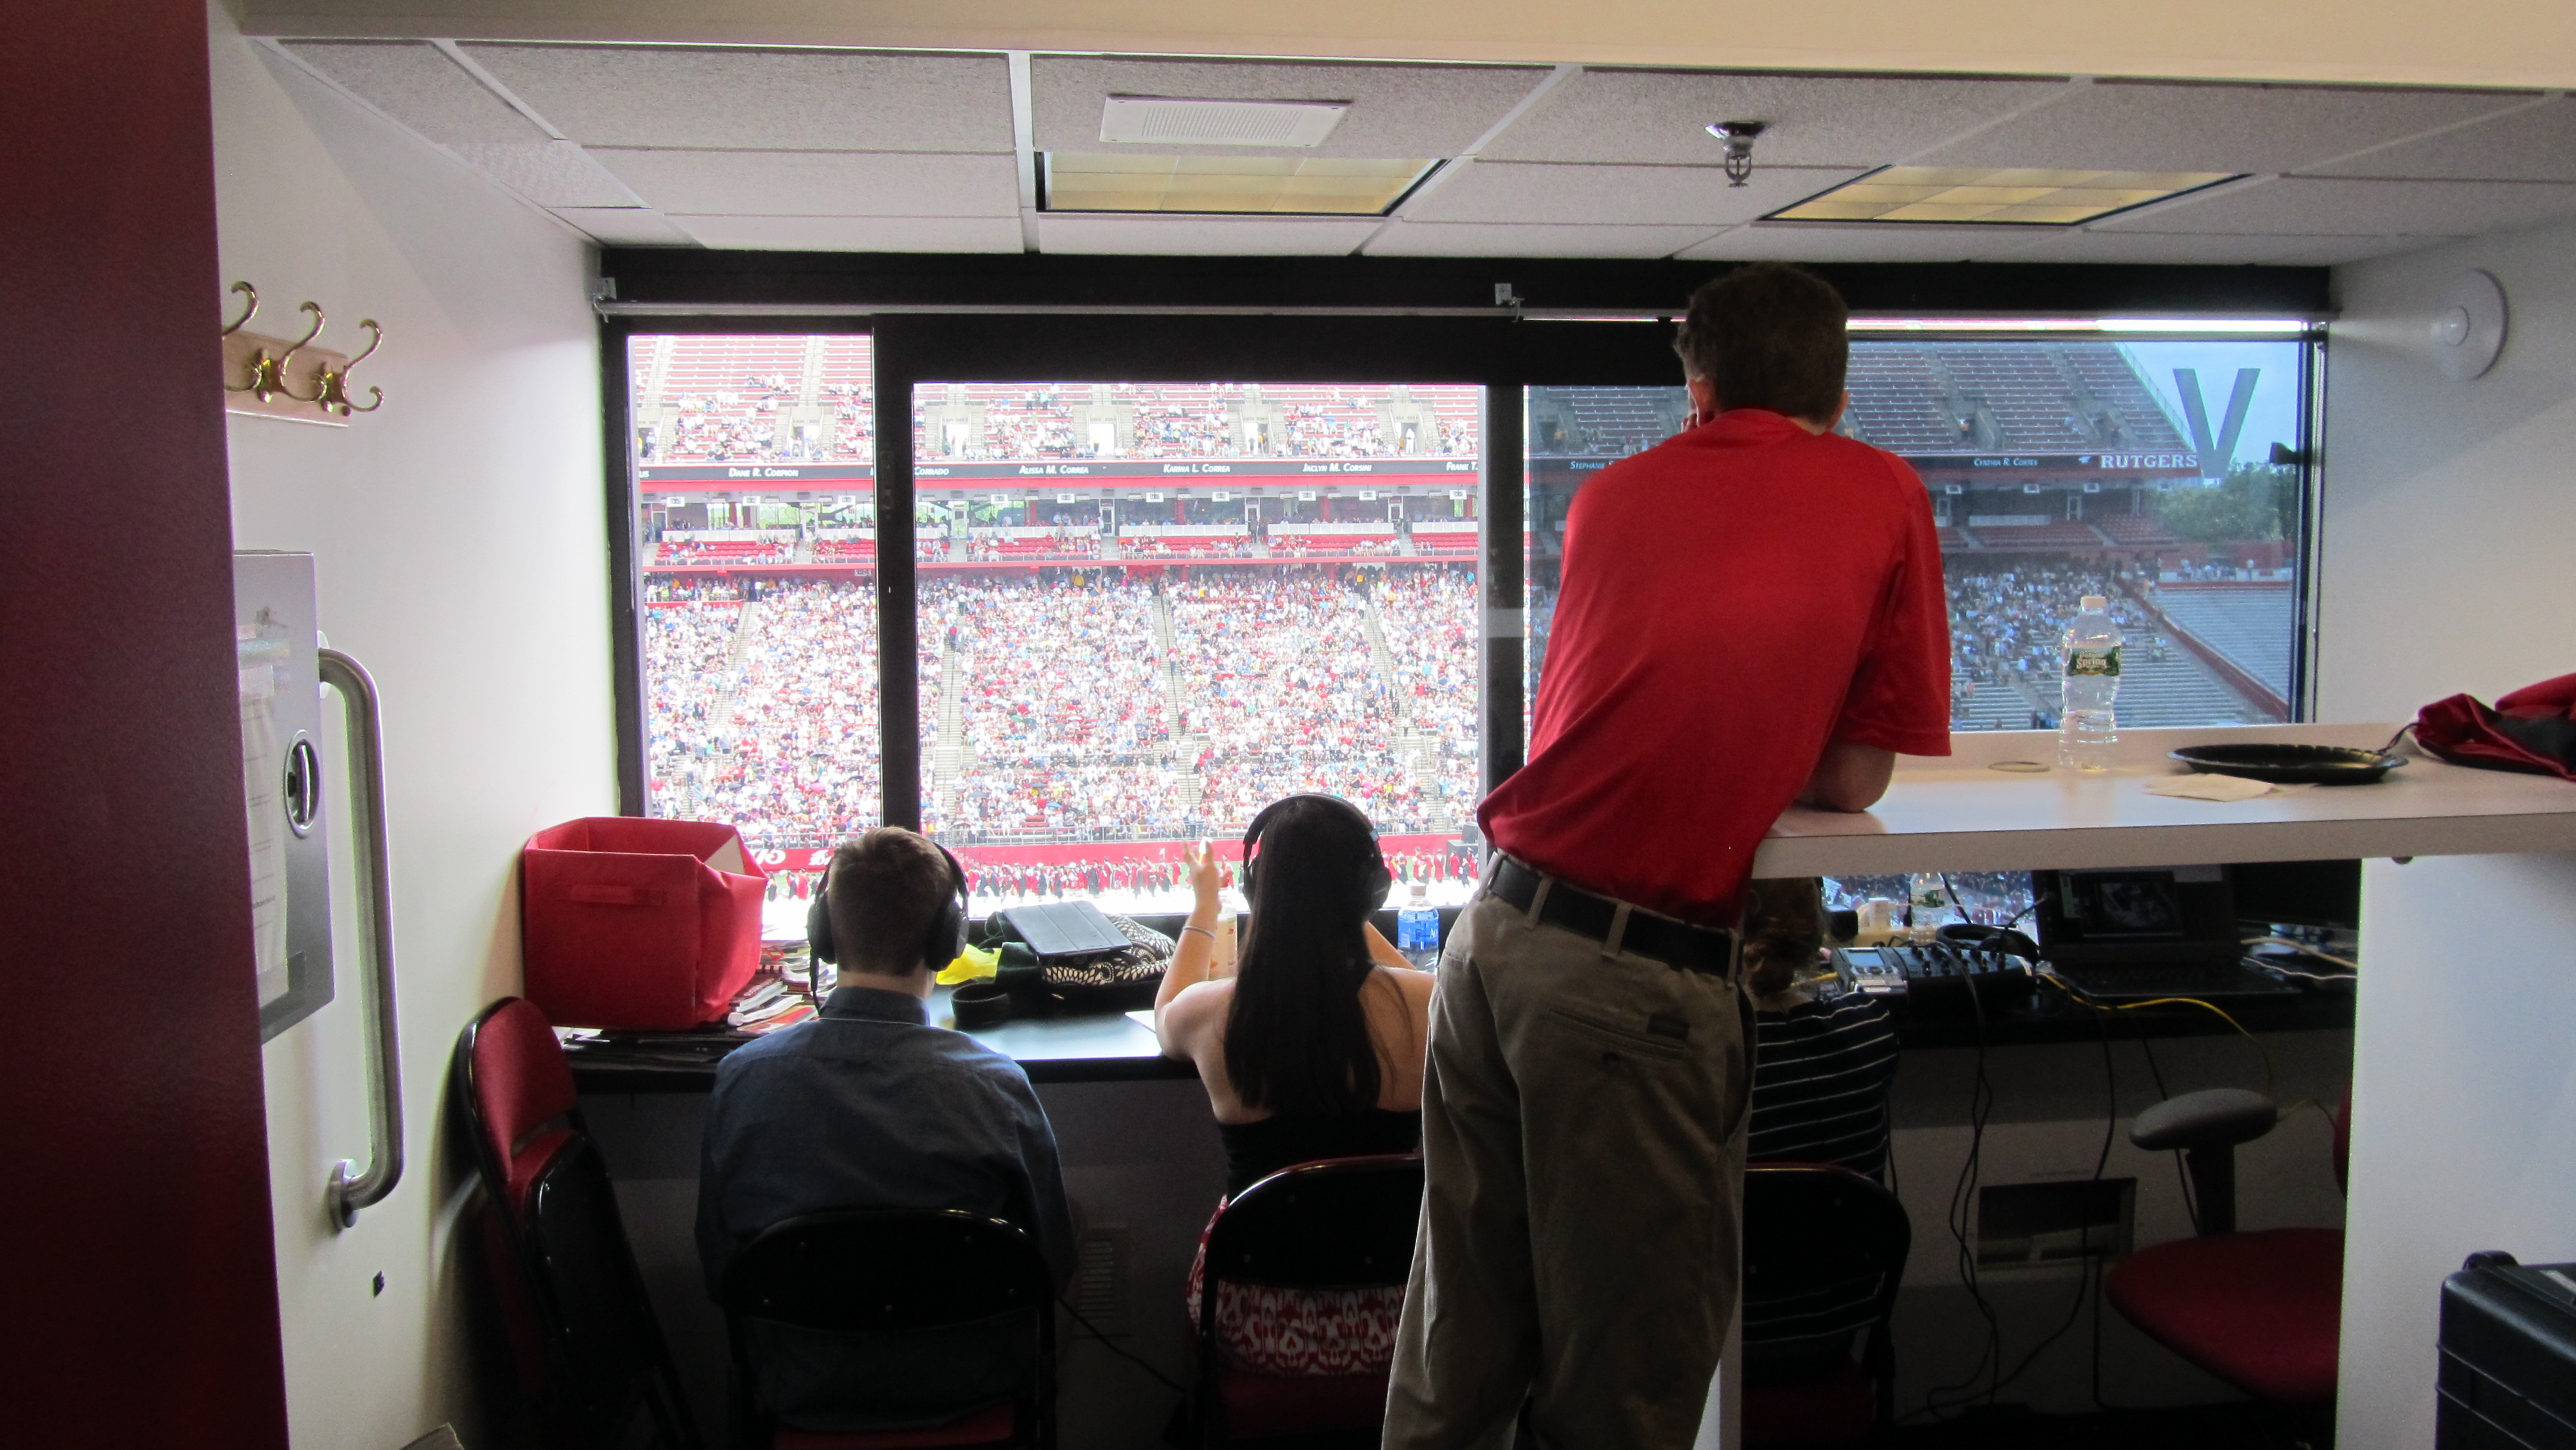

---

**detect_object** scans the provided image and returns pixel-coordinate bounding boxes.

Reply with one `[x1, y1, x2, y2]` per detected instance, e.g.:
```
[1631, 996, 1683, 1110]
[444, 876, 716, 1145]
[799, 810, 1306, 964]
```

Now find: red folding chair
[453, 996, 701, 1449]
[1193, 1155, 1425, 1445]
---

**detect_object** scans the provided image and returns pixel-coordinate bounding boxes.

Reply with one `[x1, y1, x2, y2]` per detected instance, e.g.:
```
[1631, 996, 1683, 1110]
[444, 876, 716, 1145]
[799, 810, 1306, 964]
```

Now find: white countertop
[1750, 723, 2576, 878]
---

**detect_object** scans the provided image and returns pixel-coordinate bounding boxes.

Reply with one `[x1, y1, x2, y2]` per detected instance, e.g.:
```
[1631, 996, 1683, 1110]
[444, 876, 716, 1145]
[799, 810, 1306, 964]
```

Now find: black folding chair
[1739, 1162, 1912, 1446]
[720, 1209, 1055, 1449]
[1194, 1155, 1425, 1446]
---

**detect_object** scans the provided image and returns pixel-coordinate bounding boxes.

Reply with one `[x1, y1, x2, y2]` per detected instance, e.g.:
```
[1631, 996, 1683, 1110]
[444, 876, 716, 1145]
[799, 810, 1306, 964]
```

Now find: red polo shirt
[1481, 408, 1951, 924]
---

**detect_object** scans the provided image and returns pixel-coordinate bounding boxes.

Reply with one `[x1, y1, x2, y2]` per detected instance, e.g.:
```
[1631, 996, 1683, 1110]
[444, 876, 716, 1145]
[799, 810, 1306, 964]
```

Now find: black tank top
[1218, 1109, 1422, 1195]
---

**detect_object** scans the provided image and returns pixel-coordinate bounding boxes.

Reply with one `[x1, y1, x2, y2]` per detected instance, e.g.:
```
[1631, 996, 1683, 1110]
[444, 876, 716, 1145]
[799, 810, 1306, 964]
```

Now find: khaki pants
[1383, 879, 1752, 1450]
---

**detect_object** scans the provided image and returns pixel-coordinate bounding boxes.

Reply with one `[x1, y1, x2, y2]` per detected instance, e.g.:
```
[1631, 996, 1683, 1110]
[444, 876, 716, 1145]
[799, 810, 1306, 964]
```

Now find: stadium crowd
[646, 562, 1492, 851]
[1119, 535, 1256, 560]
[1945, 560, 2162, 688]
[657, 538, 795, 566]
[643, 599, 743, 814]
[964, 528, 1101, 561]
[930, 575, 1172, 764]
[651, 581, 921, 850]
[1127, 391, 1241, 458]
[933, 765, 1190, 842]
[1376, 566, 1482, 816]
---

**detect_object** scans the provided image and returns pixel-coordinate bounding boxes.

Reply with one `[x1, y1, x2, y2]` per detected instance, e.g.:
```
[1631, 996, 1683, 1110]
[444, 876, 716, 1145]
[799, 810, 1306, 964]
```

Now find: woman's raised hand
[1185, 840, 1223, 907]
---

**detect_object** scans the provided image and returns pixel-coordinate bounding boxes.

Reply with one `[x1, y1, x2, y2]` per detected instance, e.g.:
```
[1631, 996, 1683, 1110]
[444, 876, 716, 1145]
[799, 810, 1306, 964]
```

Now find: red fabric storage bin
[521, 817, 768, 1030]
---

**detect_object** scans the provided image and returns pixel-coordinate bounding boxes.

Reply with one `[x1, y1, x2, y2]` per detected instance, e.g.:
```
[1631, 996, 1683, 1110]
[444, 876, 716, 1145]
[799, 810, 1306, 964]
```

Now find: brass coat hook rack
[221, 280, 386, 426]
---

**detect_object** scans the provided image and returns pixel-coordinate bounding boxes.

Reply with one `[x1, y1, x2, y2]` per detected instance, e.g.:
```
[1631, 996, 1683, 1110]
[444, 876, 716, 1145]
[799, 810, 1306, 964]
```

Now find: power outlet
[1977, 1179, 2135, 1268]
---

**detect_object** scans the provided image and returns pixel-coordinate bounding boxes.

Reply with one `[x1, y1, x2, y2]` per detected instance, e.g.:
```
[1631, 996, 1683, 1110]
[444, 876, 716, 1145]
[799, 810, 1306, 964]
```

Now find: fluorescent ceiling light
[2098, 318, 2310, 333]
[1771, 167, 2238, 225]
[1847, 317, 2310, 334]
[1100, 97, 1348, 147]
[1042, 153, 1436, 215]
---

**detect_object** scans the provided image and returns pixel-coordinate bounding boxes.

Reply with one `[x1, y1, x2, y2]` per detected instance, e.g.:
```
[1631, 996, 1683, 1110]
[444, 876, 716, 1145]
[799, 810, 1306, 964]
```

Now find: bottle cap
[2079, 595, 2108, 611]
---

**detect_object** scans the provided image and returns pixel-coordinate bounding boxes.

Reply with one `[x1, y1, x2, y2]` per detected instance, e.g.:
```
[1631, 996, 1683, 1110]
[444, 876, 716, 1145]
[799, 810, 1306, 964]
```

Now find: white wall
[2322, 219, 2576, 1448]
[2318, 216, 2576, 719]
[210, 5, 617, 1445]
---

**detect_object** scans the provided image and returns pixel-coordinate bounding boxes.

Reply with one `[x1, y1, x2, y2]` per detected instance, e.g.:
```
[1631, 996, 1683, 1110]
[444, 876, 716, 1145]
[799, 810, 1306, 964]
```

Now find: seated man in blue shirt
[696, 826, 1075, 1432]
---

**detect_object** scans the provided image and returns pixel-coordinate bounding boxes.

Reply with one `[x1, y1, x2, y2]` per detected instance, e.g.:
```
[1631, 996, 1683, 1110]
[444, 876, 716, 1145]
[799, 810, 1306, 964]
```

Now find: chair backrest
[525, 1136, 675, 1427]
[1741, 1163, 1911, 1373]
[453, 997, 699, 1449]
[455, 996, 581, 1214]
[1202, 1154, 1425, 1292]
[722, 1209, 1054, 1336]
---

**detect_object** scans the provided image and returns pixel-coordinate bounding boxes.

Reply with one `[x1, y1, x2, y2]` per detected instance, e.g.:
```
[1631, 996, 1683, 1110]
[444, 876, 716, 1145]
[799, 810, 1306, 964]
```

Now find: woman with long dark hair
[1154, 794, 1433, 1378]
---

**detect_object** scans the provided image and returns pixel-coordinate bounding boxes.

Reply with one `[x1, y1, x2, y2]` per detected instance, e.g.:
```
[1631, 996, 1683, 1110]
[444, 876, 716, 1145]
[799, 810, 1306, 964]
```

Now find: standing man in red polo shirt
[1383, 262, 1951, 1448]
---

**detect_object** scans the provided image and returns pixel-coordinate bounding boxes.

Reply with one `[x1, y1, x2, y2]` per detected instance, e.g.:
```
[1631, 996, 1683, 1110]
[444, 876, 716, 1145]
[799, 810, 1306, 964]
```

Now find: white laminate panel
[1750, 723, 2576, 878]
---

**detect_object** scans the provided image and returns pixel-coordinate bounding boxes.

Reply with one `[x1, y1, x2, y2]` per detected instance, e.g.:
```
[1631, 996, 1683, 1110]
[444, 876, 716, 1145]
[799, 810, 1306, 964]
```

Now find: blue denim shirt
[696, 985, 1074, 1429]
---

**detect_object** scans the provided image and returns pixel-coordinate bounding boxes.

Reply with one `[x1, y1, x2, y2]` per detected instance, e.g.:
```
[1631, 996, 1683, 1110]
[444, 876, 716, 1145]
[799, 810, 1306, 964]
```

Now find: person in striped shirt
[1740, 878, 1903, 1382]
[1744, 877, 1899, 1179]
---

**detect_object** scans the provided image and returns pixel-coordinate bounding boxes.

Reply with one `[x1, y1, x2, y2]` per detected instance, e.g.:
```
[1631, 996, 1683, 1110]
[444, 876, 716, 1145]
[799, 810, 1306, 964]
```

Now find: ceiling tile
[1482, 70, 2067, 168]
[459, 44, 1013, 152]
[283, 39, 546, 145]
[1676, 222, 2050, 263]
[1036, 215, 1380, 255]
[1363, 221, 1724, 258]
[552, 207, 697, 246]
[2095, 175, 2576, 237]
[2304, 97, 2576, 182]
[590, 150, 1020, 218]
[1031, 57, 1546, 159]
[1402, 160, 1862, 227]
[668, 215, 1026, 252]
[449, 140, 640, 208]
[1909, 79, 2534, 175]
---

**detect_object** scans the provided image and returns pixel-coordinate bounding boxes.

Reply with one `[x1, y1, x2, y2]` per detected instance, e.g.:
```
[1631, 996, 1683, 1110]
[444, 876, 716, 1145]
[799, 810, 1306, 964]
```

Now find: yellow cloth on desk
[936, 943, 1001, 985]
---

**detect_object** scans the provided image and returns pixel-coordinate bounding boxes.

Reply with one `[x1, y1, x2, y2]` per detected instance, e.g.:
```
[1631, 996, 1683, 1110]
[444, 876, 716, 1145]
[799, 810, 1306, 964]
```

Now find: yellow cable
[2036, 972, 2277, 1096]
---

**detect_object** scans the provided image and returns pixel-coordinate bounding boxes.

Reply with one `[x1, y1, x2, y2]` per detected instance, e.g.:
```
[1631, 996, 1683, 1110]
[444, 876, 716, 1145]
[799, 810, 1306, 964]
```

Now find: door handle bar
[319, 648, 401, 1229]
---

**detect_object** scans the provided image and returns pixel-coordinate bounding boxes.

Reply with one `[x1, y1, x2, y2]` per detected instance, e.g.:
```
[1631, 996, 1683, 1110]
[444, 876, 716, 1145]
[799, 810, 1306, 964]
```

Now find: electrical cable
[2123, 1012, 2199, 1237]
[1911, 966, 2003, 1420]
[1976, 987, 2121, 1405]
[2248, 956, 2354, 986]
[1058, 1296, 1188, 1395]
[2242, 935, 2359, 972]
[2035, 972, 2275, 1099]
[2087, 1250, 2117, 1414]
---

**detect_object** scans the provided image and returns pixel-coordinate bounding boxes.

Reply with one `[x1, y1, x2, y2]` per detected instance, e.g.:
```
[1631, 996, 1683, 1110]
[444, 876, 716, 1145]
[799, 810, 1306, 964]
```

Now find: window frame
[604, 284, 2328, 833]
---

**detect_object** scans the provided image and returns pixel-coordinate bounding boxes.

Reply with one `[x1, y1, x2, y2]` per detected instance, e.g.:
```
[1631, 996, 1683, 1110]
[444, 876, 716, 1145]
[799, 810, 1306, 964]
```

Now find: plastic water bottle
[2059, 594, 2123, 772]
[1396, 882, 1441, 969]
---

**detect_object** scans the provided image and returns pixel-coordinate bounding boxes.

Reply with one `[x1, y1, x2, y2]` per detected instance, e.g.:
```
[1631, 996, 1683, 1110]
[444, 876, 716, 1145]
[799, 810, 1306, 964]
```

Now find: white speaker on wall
[2432, 268, 2508, 381]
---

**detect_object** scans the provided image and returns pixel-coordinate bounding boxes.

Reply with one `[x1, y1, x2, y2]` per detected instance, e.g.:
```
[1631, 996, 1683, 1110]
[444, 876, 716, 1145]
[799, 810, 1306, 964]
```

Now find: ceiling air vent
[1100, 97, 1348, 147]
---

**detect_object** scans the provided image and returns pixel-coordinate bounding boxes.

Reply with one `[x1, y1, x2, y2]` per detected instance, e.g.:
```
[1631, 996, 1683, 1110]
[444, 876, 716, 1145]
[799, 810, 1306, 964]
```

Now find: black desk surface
[563, 978, 2354, 1093]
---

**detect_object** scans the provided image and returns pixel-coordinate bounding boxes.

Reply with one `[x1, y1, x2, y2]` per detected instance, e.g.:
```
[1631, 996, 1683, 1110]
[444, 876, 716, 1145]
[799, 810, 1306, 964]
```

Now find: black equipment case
[2439, 1251, 2576, 1449]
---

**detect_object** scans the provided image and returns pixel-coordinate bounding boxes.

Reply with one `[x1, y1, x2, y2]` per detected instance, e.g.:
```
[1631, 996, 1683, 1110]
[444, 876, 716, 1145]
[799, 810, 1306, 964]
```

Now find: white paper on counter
[2145, 773, 2276, 802]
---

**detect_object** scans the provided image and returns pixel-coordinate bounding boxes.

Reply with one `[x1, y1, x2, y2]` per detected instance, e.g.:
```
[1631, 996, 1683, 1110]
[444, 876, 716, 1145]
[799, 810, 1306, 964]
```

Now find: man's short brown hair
[1671, 262, 1850, 423]
[825, 826, 958, 975]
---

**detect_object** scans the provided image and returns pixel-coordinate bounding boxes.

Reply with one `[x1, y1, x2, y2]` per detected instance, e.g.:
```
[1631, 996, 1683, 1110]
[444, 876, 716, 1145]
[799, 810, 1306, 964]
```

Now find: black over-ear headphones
[1240, 794, 1393, 910]
[808, 840, 971, 974]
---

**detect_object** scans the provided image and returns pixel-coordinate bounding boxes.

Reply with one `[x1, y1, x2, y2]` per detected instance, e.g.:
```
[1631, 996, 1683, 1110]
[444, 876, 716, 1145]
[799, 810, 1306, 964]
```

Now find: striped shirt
[1744, 987, 1902, 1366]
[1748, 988, 1899, 1179]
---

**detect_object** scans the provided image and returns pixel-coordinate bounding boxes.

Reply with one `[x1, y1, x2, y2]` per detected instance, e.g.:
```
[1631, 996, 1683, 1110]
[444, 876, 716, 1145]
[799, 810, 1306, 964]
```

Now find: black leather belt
[1487, 856, 1739, 979]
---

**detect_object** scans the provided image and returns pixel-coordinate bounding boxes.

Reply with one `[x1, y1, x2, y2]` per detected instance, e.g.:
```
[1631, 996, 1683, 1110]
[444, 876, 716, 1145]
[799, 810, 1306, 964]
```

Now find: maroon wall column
[0, 5, 291, 1446]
